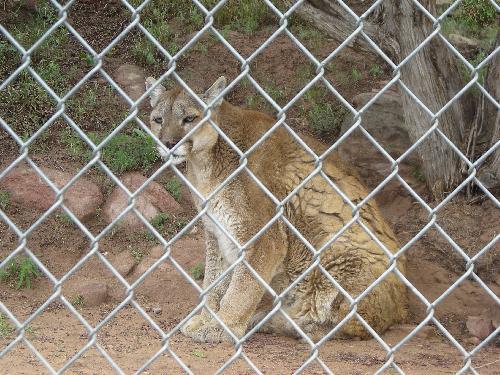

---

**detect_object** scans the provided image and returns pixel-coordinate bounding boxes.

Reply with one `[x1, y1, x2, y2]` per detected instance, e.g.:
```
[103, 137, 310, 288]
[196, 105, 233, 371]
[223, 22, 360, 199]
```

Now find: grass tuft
[0, 256, 41, 289]
[164, 178, 183, 202]
[151, 212, 170, 232]
[0, 314, 14, 338]
[302, 86, 348, 139]
[0, 191, 11, 210]
[455, 0, 497, 30]
[190, 262, 205, 281]
[60, 128, 159, 174]
[71, 294, 85, 308]
[130, 248, 144, 264]
[368, 64, 383, 77]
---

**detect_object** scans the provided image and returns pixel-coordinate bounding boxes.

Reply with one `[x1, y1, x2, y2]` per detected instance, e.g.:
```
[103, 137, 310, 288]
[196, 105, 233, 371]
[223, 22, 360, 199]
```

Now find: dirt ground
[1, 1, 500, 374]
[0, 223, 499, 375]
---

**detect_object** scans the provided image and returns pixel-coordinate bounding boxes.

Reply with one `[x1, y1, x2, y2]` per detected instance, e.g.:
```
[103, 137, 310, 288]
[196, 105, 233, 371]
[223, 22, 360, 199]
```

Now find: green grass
[351, 68, 362, 81]
[459, 51, 489, 95]
[0, 314, 35, 338]
[56, 213, 73, 226]
[0, 314, 14, 338]
[190, 262, 205, 281]
[369, 64, 383, 77]
[441, 0, 497, 42]
[455, 0, 497, 30]
[0, 191, 10, 210]
[265, 84, 285, 104]
[66, 83, 118, 125]
[144, 232, 157, 242]
[175, 217, 189, 230]
[295, 64, 314, 85]
[290, 20, 329, 51]
[147, 212, 189, 241]
[70, 294, 85, 308]
[131, 0, 277, 37]
[60, 128, 159, 174]
[0, 40, 17, 73]
[411, 166, 426, 183]
[468, 51, 488, 84]
[307, 102, 348, 138]
[0, 3, 71, 138]
[204, 0, 277, 33]
[164, 178, 183, 202]
[302, 86, 348, 139]
[191, 349, 206, 358]
[245, 94, 266, 109]
[79, 51, 94, 68]
[130, 248, 144, 264]
[0, 256, 41, 289]
[151, 212, 170, 232]
[0, 70, 55, 138]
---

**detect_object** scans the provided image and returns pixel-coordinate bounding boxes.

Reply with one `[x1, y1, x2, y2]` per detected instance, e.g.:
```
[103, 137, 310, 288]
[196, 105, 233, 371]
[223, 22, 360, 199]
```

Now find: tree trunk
[477, 30, 500, 190]
[283, 0, 473, 198]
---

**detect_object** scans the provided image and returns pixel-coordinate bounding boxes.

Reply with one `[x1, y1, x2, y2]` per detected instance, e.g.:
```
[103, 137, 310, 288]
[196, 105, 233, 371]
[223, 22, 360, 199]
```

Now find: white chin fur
[171, 155, 187, 165]
[158, 144, 188, 165]
[157, 146, 169, 161]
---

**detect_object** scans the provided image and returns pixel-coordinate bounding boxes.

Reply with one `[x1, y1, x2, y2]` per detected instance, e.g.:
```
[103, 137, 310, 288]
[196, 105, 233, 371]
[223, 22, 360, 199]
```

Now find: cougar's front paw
[181, 314, 208, 336]
[182, 319, 245, 343]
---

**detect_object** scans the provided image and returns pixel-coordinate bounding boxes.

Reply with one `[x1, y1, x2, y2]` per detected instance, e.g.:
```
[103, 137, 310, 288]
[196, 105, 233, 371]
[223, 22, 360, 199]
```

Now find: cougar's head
[145, 76, 226, 164]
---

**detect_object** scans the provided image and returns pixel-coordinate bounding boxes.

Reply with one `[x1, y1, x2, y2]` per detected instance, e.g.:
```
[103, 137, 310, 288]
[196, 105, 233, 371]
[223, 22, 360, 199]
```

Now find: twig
[475, 357, 500, 370]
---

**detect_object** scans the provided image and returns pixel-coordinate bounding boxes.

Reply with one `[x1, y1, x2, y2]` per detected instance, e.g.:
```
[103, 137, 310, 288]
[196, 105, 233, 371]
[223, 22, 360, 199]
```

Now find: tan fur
[146, 77, 408, 343]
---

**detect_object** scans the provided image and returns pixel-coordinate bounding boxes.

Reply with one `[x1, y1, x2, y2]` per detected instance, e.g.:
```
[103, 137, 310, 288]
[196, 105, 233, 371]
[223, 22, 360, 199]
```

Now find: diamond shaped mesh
[1, 0, 499, 374]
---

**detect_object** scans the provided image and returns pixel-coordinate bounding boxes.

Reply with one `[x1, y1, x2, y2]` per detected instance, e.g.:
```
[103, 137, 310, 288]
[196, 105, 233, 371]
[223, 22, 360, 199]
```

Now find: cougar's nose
[166, 139, 181, 149]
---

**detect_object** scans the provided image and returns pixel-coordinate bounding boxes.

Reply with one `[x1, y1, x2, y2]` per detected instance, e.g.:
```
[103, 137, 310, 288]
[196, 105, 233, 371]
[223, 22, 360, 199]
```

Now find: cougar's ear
[145, 77, 166, 108]
[203, 76, 226, 107]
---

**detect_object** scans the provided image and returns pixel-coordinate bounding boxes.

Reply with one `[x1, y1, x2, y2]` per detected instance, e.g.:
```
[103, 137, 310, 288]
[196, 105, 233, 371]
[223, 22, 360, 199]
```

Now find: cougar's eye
[153, 117, 163, 124]
[183, 115, 198, 124]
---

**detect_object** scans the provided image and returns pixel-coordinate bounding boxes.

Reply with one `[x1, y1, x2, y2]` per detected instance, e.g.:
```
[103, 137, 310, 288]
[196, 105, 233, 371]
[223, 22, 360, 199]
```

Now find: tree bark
[477, 30, 500, 190]
[284, 0, 473, 198]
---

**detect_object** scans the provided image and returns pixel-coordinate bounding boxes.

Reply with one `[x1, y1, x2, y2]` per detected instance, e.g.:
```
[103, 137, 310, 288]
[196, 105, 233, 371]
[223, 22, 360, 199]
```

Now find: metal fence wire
[0, 0, 499, 374]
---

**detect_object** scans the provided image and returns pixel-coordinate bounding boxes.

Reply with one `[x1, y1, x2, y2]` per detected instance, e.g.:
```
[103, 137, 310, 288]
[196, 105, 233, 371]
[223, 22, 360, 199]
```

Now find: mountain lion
[145, 76, 407, 343]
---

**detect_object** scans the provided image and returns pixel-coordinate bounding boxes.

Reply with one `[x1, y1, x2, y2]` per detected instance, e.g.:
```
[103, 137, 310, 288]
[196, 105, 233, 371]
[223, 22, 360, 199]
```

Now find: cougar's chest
[187, 164, 248, 265]
[202, 198, 241, 265]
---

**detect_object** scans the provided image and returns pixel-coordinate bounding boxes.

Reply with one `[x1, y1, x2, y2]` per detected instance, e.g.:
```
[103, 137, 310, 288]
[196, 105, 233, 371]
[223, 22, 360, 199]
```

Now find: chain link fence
[0, 0, 499, 374]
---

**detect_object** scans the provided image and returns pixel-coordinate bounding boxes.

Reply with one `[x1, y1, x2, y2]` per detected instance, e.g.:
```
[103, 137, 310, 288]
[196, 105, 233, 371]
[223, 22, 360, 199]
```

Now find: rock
[395, 324, 435, 340]
[150, 245, 166, 259]
[0, 165, 103, 221]
[338, 89, 419, 187]
[13, 0, 38, 12]
[152, 307, 162, 315]
[72, 281, 108, 307]
[449, 34, 480, 60]
[111, 251, 136, 277]
[466, 336, 481, 346]
[466, 315, 494, 340]
[477, 170, 499, 190]
[113, 64, 147, 106]
[342, 89, 410, 158]
[374, 180, 415, 224]
[338, 90, 424, 200]
[487, 306, 500, 329]
[414, 325, 435, 339]
[103, 172, 182, 229]
[436, 0, 453, 6]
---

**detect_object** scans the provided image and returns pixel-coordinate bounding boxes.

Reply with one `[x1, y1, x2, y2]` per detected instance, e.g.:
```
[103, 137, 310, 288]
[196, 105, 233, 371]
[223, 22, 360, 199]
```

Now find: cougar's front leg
[188, 235, 286, 343]
[181, 231, 230, 335]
